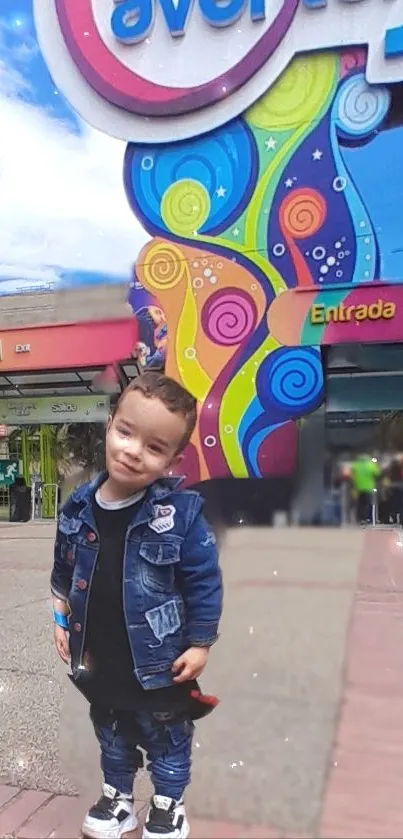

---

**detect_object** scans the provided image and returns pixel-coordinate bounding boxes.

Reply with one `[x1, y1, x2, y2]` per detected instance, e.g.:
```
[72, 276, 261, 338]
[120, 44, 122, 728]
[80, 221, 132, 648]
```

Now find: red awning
[0, 317, 138, 372]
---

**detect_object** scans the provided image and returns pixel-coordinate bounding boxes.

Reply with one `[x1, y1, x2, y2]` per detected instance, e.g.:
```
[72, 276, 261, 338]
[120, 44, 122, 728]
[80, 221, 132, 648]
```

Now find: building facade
[11, 1, 403, 487]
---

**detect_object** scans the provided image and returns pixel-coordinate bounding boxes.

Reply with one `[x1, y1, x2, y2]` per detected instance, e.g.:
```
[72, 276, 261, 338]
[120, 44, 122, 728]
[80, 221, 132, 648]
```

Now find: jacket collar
[71, 472, 184, 505]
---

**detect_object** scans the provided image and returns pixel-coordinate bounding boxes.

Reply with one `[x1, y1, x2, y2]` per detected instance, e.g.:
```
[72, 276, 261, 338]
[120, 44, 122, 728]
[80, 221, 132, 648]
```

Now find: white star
[216, 185, 227, 198]
[265, 136, 277, 151]
[285, 178, 293, 188]
[232, 227, 240, 237]
[312, 149, 323, 161]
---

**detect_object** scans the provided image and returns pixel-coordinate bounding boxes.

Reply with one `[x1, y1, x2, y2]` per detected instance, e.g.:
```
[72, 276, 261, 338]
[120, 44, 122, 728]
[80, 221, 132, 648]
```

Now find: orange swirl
[279, 188, 327, 287]
[281, 188, 326, 240]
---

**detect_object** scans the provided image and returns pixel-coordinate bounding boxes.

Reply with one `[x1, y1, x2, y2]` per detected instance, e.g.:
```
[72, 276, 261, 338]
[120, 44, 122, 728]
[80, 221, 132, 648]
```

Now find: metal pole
[340, 482, 348, 527]
[371, 489, 378, 527]
[52, 483, 58, 521]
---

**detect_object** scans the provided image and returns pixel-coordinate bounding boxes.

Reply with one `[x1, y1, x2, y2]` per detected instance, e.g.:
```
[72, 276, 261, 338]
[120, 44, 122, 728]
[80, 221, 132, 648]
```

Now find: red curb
[243, 826, 282, 838]
[0, 790, 284, 839]
[0, 787, 19, 811]
[18, 794, 79, 839]
[0, 790, 51, 838]
[40, 797, 85, 839]
[190, 819, 245, 838]
[320, 528, 403, 839]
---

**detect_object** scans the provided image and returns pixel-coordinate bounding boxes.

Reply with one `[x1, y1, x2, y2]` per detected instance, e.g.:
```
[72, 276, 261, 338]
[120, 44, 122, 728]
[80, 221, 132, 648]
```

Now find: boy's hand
[54, 624, 70, 664]
[172, 646, 209, 683]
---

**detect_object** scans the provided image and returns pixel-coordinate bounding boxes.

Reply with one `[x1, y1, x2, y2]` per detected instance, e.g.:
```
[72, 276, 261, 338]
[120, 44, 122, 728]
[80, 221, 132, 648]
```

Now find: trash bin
[9, 477, 31, 522]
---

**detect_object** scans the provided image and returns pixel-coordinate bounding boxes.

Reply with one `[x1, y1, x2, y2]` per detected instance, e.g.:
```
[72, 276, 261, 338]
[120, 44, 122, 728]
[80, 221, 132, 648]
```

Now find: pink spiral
[340, 49, 366, 78]
[201, 289, 257, 346]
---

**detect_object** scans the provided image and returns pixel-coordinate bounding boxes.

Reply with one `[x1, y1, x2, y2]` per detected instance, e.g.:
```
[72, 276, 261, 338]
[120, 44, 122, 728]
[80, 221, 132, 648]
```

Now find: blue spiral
[256, 347, 324, 421]
[334, 73, 391, 142]
[124, 118, 258, 238]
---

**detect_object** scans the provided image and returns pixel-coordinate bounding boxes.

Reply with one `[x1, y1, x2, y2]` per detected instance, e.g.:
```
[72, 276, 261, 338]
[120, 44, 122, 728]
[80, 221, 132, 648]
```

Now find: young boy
[51, 372, 223, 839]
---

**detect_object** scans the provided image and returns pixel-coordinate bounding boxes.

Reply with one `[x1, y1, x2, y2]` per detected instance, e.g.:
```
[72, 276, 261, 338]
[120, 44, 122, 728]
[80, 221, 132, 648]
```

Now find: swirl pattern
[339, 49, 366, 79]
[334, 73, 391, 139]
[247, 53, 337, 130]
[143, 242, 187, 291]
[161, 180, 211, 236]
[201, 289, 257, 346]
[270, 348, 323, 412]
[124, 119, 258, 239]
[129, 49, 392, 485]
[257, 348, 323, 419]
[280, 189, 326, 240]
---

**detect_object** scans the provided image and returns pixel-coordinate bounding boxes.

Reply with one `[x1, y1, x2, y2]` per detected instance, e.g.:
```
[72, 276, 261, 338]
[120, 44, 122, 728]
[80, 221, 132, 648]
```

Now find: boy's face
[105, 389, 186, 493]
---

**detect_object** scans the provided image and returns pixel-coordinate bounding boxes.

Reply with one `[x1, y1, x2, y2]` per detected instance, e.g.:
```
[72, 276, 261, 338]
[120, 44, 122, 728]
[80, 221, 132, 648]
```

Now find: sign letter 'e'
[199, 0, 247, 27]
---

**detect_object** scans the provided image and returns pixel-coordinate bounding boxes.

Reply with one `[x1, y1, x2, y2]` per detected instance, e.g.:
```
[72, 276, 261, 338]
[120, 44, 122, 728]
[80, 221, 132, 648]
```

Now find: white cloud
[0, 56, 32, 97]
[0, 87, 149, 293]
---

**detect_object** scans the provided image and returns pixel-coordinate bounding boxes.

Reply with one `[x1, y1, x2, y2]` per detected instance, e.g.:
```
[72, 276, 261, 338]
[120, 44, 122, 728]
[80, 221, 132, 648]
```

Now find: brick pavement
[0, 787, 299, 838]
[2, 527, 403, 838]
[0, 788, 316, 839]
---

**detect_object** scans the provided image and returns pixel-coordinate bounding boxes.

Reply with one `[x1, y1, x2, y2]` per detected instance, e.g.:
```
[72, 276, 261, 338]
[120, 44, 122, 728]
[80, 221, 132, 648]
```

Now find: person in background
[9, 476, 31, 522]
[351, 453, 380, 524]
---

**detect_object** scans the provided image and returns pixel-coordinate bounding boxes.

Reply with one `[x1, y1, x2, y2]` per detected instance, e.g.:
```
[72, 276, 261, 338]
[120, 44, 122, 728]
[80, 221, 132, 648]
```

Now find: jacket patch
[145, 599, 181, 643]
[58, 513, 82, 536]
[201, 531, 216, 547]
[149, 504, 175, 534]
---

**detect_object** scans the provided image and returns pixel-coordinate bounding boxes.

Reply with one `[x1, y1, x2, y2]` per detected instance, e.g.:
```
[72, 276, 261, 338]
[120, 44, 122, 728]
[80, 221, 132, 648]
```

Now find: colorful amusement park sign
[34, 0, 403, 142]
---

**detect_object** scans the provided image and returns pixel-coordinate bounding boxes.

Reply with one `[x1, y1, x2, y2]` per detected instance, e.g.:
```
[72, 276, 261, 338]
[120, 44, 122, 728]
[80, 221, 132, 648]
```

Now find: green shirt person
[351, 455, 380, 494]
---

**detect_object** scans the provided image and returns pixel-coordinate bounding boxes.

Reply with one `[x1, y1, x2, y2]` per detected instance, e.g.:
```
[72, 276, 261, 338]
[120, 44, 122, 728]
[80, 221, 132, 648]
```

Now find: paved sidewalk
[2, 526, 403, 837]
[0, 787, 302, 838]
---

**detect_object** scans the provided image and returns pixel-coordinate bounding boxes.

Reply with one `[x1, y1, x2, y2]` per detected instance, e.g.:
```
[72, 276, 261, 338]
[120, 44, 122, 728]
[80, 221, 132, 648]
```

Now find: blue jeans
[90, 705, 194, 800]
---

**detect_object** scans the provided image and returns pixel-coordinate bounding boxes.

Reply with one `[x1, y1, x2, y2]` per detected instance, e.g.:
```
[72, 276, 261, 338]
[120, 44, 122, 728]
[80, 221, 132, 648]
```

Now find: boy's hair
[113, 371, 197, 452]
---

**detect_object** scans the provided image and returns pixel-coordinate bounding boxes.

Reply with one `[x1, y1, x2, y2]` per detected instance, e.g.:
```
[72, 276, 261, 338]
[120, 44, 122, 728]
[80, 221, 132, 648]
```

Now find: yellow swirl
[247, 53, 337, 130]
[161, 179, 210, 237]
[142, 242, 186, 291]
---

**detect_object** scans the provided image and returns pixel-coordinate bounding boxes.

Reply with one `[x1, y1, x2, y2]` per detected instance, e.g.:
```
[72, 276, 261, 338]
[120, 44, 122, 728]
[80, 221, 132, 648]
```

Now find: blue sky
[2, 0, 401, 296]
[0, 0, 148, 295]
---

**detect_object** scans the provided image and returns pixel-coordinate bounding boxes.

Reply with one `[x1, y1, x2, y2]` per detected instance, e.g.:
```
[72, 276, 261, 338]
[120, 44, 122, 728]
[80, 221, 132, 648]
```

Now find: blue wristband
[53, 610, 69, 630]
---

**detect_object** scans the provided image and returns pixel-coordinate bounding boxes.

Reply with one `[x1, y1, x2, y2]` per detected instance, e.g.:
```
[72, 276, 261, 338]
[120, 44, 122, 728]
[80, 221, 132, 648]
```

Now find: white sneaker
[142, 795, 189, 839]
[82, 783, 138, 839]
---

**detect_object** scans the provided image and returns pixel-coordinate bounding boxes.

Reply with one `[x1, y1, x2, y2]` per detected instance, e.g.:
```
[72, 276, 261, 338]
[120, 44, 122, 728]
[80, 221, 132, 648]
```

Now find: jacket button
[76, 579, 87, 591]
[87, 532, 97, 543]
[73, 622, 82, 633]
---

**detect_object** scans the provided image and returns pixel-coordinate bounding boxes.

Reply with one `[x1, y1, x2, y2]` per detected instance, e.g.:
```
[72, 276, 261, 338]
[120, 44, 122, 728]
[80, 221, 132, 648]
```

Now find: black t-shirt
[75, 490, 197, 713]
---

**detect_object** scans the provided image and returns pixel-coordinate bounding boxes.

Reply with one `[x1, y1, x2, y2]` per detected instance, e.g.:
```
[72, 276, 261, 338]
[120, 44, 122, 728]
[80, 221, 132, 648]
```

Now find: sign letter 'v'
[158, 0, 194, 36]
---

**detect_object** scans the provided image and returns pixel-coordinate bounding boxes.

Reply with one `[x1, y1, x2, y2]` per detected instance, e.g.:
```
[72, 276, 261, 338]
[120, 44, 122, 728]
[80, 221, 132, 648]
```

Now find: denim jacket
[51, 473, 223, 690]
